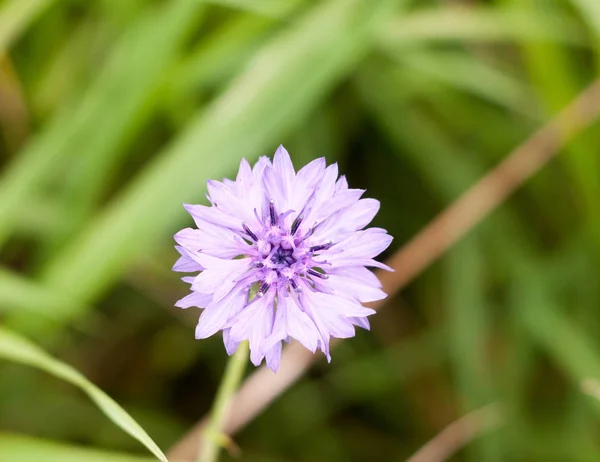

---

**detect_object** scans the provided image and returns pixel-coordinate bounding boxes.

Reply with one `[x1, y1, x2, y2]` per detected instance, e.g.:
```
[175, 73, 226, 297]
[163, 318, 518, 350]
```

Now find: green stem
[198, 340, 249, 462]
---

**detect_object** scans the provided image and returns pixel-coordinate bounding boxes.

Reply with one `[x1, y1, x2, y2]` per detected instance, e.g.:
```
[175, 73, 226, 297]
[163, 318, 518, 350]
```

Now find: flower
[173, 146, 392, 371]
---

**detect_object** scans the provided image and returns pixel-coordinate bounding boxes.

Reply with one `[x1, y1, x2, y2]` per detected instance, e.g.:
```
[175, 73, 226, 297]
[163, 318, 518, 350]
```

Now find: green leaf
[378, 6, 586, 47]
[569, 0, 600, 36]
[170, 14, 274, 98]
[206, 0, 305, 18]
[390, 49, 538, 118]
[0, 433, 156, 462]
[519, 282, 600, 417]
[0, 268, 88, 322]
[0, 328, 167, 462]
[0, 0, 56, 54]
[513, 0, 600, 266]
[446, 238, 500, 462]
[0, 0, 205, 248]
[25, 0, 404, 326]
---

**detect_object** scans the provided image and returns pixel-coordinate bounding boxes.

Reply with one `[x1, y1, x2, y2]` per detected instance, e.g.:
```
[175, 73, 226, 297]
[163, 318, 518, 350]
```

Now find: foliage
[0, 0, 598, 460]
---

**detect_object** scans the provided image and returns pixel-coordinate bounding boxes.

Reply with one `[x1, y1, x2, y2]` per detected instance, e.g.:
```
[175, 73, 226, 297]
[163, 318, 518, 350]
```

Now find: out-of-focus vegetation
[0, 0, 598, 461]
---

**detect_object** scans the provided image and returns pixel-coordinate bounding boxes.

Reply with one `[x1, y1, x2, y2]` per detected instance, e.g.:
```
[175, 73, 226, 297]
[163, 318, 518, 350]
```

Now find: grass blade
[0, 268, 86, 320]
[519, 282, 600, 417]
[0, 0, 205, 248]
[0, 433, 156, 462]
[378, 6, 586, 46]
[0, 0, 56, 54]
[569, 0, 600, 35]
[391, 49, 537, 117]
[24, 0, 404, 327]
[0, 327, 167, 461]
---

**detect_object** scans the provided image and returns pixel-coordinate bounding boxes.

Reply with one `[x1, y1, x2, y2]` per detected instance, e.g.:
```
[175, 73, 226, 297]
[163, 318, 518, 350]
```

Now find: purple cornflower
[173, 146, 392, 371]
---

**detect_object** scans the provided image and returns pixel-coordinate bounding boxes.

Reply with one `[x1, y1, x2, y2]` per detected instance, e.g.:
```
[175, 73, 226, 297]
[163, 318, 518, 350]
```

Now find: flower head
[173, 146, 392, 371]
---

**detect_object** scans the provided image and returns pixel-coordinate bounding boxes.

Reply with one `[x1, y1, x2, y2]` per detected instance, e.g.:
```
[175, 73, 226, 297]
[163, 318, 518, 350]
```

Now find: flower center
[241, 200, 332, 297]
[271, 247, 295, 266]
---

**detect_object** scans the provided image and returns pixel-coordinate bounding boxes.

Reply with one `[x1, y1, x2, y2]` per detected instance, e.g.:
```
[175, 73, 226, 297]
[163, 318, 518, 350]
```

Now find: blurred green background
[0, 0, 599, 461]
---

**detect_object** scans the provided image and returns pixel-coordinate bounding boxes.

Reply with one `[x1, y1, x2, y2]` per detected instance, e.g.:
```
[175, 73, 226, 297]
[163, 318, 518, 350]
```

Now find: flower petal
[175, 290, 213, 309]
[195, 285, 248, 339]
[288, 157, 326, 217]
[184, 203, 242, 230]
[189, 254, 252, 303]
[312, 198, 380, 243]
[235, 158, 253, 186]
[272, 145, 295, 207]
[349, 316, 370, 330]
[264, 342, 282, 372]
[326, 228, 393, 269]
[264, 291, 319, 354]
[300, 291, 375, 361]
[222, 328, 240, 356]
[311, 189, 364, 226]
[172, 246, 203, 272]
[174, 225, 246, 259]
[227, 292, 275, 366]
[321, 270, 387, 303]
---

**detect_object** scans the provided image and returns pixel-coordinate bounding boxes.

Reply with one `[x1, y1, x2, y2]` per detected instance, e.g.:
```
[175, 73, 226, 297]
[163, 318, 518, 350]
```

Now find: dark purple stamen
[269, 200, 277, 226]
[242, 222, 258, 241]
[309, 241, 332, 253]
[289, 279, 299, 290]
[308, 269, 328, 279]
[258, 281, 270, 296]
[291, 214, 303, 235]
